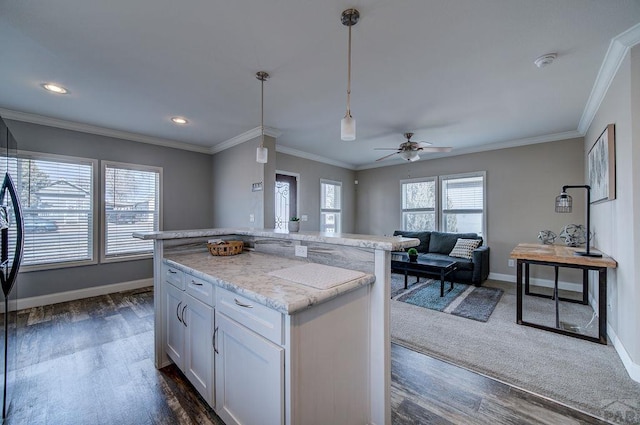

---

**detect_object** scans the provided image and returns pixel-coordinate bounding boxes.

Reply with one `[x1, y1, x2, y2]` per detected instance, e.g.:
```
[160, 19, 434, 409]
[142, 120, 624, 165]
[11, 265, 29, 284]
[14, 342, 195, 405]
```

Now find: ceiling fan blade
[375, 152, 399, 162]
[417, 146, 453, 153]
[416, 141, 433, 147]
[374, 148, 402, 151]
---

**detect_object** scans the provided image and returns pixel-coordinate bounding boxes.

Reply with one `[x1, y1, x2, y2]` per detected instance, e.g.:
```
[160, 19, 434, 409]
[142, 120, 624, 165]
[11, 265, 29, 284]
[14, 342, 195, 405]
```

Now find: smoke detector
[534, 53, 557, 68]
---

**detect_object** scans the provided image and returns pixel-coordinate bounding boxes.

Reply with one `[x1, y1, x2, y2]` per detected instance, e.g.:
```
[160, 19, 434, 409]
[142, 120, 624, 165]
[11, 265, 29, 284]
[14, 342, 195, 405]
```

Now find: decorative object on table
[588, 124, 615, 203]
[559, 224, 587, 247]
[555, 185, 602, 257]
[391, 275, 503, 322]
[537, 230, 557, 245]
[207, 239, 244, 256]
[407, 248, 418, 262]
[288, 217, 300, 232]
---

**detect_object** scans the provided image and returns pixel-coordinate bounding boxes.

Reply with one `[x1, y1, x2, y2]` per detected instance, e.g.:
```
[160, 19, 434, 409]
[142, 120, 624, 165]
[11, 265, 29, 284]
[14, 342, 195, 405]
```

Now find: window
[401, 178, 436, 231]
[102, 162, 161, 261]
[8, 152, 96, 269]
[320, 179, 341, 233]
[441, 173, 485, 237]
[401, 172, 486, 237]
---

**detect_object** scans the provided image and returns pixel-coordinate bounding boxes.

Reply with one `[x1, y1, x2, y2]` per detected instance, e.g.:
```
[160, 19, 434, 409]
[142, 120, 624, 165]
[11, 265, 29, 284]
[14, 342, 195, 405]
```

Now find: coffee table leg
[404, 270, 408, 289]
[440, 269, 445, 297]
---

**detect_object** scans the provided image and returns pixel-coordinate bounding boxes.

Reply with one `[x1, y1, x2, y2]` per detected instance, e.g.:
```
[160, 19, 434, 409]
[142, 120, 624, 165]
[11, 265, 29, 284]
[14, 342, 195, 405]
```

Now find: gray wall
[211, 135, 276, 228]
[276, 152, 357, 233]
[355, 138, 586, 279]
[6, 119, 213, 298]
[586, 46, 639, 365]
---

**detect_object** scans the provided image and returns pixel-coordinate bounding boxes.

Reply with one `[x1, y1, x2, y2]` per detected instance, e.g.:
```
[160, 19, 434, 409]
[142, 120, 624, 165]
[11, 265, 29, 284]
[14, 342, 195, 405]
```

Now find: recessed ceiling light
[42, 83, 69, 94]
[171, 117, 188, 125]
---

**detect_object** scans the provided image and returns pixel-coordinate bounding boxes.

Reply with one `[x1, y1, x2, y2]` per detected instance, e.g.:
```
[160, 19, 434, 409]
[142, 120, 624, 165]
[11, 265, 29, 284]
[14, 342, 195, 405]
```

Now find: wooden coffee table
[391, 253, 458, 297]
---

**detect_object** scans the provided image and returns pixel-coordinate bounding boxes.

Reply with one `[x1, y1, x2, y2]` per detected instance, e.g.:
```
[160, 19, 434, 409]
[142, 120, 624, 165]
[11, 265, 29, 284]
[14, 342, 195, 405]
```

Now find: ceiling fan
[374, 133, 452, 162]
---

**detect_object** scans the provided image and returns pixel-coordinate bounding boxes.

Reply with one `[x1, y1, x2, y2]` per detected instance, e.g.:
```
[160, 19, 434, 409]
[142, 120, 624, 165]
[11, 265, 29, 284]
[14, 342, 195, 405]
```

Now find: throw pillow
[449, 238, 482, 260]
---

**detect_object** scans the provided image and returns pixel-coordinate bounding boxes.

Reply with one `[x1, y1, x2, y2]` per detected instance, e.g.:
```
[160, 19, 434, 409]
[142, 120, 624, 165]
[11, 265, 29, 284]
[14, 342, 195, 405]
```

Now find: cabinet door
[184, 294, 215, 407]
[215, 312, 284, 425]
[165, 282, 185, 369]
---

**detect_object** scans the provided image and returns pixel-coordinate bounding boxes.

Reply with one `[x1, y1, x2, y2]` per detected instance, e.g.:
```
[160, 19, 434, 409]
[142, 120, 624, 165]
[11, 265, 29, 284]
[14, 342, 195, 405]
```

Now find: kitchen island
[134, 228, 418, 425]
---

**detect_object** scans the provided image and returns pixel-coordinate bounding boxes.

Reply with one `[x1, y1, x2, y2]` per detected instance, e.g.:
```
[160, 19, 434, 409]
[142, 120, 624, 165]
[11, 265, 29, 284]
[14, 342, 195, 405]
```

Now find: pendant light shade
[256, 71, 270, 164]
[341, 8, 359, 141]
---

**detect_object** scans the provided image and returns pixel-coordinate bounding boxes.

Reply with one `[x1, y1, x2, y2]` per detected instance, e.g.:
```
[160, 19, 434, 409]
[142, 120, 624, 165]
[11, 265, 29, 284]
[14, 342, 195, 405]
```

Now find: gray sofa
[392, 230, 490, 286]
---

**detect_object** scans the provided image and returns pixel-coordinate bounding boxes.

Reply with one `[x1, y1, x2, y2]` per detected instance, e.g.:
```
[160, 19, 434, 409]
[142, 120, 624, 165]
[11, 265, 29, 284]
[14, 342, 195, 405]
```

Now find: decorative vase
[289, 221, 300, 232]
[408, 254, 418, 262]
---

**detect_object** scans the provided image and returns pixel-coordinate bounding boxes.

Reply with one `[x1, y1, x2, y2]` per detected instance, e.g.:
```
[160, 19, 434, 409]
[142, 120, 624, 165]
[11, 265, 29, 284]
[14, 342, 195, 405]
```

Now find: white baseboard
[607, 325, 640, 383]
[488, 272, 583, 292]
[2, 278, 153, 312]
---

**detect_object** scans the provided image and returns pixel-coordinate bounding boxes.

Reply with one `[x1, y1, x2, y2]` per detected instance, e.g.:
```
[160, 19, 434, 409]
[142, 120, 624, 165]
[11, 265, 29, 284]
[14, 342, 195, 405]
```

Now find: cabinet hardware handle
[213, 327, 219, 354]
[176, 301, 183, 323]
[168, 269, 177, 274]
[182, 304, 188, 327]
[234, 298, 253, 308]
[191, 279, 203, 286]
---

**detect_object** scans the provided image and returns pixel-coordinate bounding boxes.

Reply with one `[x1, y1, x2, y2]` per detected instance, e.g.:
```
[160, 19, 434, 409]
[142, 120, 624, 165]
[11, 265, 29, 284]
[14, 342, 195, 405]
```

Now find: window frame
[400, 176, 438, 232]
[100, 160, 163, 263]
[400, 171, 487, 240]
[15, 150, 99, 272]
[320, 178, 342, 233]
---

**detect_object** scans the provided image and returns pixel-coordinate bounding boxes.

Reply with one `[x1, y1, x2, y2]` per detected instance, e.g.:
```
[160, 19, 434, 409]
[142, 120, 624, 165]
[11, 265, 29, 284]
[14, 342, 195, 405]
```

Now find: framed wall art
[588, 123, 615, 203]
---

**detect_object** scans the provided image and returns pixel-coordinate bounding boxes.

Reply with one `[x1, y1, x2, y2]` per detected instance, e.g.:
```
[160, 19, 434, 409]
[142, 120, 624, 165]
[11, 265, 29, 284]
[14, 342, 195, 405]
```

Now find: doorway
[275, 173, 298, 231]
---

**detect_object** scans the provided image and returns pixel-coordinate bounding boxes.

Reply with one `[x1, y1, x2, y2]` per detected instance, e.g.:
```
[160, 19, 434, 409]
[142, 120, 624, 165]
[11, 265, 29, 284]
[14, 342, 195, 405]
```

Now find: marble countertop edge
[134, 228, 419, 252]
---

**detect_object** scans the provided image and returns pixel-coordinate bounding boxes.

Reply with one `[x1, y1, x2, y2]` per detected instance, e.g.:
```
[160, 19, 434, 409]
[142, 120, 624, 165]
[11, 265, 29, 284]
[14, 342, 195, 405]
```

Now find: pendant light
[256, 71, 270, 163]
[340, 8, 359, 141]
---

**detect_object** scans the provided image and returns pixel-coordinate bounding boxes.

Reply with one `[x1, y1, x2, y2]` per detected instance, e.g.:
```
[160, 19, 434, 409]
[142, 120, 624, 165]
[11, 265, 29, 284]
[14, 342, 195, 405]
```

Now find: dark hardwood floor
[4, 288, 608, 425]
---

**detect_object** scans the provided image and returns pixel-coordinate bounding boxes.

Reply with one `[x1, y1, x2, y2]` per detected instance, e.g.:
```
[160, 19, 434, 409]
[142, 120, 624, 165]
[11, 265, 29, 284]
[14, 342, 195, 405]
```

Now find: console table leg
[554, 266, 559, 329]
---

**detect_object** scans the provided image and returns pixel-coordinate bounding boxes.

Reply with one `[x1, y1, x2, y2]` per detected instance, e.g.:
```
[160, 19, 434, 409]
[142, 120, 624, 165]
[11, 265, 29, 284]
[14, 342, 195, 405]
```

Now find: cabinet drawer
[163, 264, 184, 290]
[186, 273, 215, 307]
[216, 288, 283, 345]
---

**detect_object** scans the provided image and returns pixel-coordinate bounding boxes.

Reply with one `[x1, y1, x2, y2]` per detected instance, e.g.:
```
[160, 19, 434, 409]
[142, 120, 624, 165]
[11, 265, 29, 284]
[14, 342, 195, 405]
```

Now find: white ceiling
[1, 1, 639, 169]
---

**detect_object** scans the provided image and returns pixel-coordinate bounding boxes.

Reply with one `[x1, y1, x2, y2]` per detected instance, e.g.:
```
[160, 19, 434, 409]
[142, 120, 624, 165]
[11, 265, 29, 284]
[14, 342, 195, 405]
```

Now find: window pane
[275, 181, 290, 230]
[105, 165, 160, 258]
[321, 182, 341, 209]
[442, 176, 483, 210]
[402, 212, 435, 231]
[402, 181, 435, 209]
[443, 212, 483, 236]
[11, 156, 94, 266]
[321, 212, 341, 233]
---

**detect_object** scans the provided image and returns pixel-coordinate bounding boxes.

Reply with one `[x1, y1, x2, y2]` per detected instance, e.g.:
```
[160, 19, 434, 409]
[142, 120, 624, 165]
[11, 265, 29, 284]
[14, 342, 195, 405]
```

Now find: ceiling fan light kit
[340, 8, 359, 141]
[256, 71, 270, 164]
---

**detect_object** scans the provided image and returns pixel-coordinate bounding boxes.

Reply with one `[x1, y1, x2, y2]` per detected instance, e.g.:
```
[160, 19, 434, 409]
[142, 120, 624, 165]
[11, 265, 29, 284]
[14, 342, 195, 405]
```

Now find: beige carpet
[391, 279, 640, 424]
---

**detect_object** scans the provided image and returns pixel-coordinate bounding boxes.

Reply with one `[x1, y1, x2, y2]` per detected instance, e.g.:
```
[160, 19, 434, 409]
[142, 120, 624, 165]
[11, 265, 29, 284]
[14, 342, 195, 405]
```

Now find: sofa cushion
[393, 230, 430, 253]
[449, 238, 482, 260]
[419, 253, 474, 271]
[428, 232, 480, 254]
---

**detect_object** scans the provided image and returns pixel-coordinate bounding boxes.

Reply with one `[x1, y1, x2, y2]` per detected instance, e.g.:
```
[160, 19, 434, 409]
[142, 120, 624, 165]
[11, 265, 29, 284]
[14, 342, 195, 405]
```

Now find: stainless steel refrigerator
[0, 116, 24, 420]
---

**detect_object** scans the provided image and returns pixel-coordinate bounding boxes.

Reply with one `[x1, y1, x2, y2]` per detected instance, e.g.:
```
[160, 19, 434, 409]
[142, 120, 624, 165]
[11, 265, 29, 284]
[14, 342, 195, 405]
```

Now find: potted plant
[407, 247, 418, 262]
[289, 217, 300, 232]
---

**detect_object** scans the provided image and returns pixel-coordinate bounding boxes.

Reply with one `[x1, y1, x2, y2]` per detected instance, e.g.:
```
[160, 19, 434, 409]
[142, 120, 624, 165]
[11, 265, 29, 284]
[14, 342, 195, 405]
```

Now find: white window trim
[100, 160, 163, 263]
[400, 176, 438, 231]
[17, 150, 99, 272]
[320, 178, 342, 233]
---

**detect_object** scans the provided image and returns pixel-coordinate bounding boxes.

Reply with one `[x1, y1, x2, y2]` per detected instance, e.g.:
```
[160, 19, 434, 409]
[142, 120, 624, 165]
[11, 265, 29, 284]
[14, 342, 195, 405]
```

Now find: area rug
[391, 274, 503, 322]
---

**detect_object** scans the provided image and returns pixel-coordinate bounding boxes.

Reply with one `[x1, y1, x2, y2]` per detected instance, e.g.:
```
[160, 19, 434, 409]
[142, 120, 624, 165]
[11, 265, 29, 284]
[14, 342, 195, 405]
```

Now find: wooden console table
[509, 243, 617, 344]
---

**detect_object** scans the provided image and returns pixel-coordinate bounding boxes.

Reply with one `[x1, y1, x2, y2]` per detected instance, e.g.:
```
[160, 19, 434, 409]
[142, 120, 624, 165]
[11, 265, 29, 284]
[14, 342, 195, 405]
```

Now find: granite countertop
[164, 251, 376, 314]
[134, 227, 418, 252]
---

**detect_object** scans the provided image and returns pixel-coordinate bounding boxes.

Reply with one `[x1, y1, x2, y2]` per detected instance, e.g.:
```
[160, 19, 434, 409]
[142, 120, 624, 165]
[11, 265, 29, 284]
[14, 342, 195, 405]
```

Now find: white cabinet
[214, 310, 284, 425]
[162, 263, 215, 407]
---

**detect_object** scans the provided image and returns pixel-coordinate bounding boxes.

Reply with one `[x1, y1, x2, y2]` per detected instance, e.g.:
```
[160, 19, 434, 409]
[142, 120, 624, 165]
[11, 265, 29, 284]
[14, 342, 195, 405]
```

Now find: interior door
[275, 174, 297, 231]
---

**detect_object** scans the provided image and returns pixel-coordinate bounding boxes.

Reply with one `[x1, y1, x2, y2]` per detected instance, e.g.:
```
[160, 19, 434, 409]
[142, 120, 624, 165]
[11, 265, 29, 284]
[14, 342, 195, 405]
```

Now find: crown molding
[0, 108, 212, 154]
[578, 23, 640, 134]
[275, 145, 356, 170]
[355, 130, 582, 170]
[210, 126, 282, 154]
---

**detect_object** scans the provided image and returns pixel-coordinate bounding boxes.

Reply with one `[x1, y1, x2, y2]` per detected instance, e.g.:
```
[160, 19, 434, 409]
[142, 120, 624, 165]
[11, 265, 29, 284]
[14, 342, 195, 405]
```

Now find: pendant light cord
[261, 76, 265, 148]
[346, 22, 352, 117]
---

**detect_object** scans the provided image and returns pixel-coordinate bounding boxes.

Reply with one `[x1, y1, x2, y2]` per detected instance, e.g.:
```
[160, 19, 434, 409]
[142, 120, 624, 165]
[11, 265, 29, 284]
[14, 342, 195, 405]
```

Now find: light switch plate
[301, 215, 308, 221]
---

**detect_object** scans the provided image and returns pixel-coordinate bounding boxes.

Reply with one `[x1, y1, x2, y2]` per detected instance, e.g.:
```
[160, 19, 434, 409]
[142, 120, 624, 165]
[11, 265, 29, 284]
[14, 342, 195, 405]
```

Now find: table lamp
[555, 185, 602, 257]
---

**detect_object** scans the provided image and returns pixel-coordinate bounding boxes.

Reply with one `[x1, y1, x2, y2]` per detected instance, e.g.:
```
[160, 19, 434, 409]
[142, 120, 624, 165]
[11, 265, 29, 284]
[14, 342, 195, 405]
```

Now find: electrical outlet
[301, 215, 308, 222]
[508, 259, 515, 267]
[295, 245, 308, 258]
[249, 214, 255, 223]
